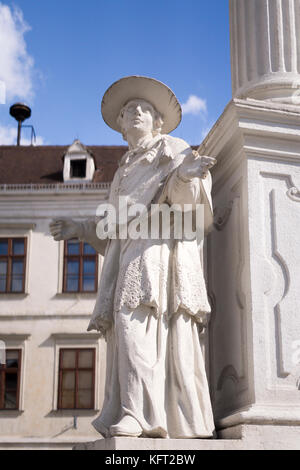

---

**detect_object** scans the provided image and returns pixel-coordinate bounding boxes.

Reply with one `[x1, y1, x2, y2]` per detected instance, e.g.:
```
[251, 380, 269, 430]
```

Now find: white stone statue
[50, 76, 216, 439]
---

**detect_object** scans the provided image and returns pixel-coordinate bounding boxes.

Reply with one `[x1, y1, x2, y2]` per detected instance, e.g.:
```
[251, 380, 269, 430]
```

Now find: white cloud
[182, 95, 207, 116]
[0, 5, 45, 146]
[0, 80, 5, 104]
[0, 125, 45, 145]
[0, 3, 34, 102]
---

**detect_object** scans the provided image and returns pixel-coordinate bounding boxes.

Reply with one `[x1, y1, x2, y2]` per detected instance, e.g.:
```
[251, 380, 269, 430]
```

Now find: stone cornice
[0, 223, 36, 230]
[0, 195, 108, 219]
[0, 334, 31, 341]
[199, 98, 300, 194]
[0, 314, 92, 320]
[200, 98, 300, 156]
[51, 333, 101, 340]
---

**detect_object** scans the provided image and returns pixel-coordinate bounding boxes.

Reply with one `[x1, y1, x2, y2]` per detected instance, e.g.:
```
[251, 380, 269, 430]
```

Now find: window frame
[0, 349, 22, 410]
[62, 240, 98, 294]
[0, 237, 27, 294]
[57, 348, 96, 411]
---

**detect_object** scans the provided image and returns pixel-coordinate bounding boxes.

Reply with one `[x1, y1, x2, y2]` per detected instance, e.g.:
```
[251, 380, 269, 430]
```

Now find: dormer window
[63, 140, 95, 183]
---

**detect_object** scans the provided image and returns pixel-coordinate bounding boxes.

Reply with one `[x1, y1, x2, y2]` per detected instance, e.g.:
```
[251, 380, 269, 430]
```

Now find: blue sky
[0, 0, 231, 146]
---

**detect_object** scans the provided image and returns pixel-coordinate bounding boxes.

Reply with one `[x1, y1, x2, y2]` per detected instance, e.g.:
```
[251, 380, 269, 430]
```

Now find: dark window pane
[62, 371, 75, 390]
[66, 257, 79, 292]
[12, 260, 23, 275]
[78, 350, 93, 369]
[4, 391, 17, 409]
[0, 278, 6, 292]
[67, 260, 79, 275]
[0, 261, 7, 293]
[70, 159, 86, 178]
[6, 351, 19, 368]
[0, 345, 5, 366]
[60, 370, 76, 409]
[83, 243, 96, 255]
[67, 241, 80, 255]
[78, 370, 93, 389]
[11, 277, 23, 293]
[0, 261, 7, 275]
[61, 350, 76, 369]
[83, 259, 95, 275]
[0, 240, 8, 255]
[61, 390, 75, 409]
[82, 276, 95, 292]
[77, 390, 93, 409]
[5, 372, 18, 391]
[66, 277, 79, 292]
[12, 239, 24, 255]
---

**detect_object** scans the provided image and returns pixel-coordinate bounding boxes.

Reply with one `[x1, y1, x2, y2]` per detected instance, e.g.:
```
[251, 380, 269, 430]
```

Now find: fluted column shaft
[230, 0, 300, 103]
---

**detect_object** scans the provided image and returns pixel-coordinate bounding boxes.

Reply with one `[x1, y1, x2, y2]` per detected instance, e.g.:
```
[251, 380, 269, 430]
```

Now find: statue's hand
[49, 218, 80, 241]
[178, 151, 216, 181]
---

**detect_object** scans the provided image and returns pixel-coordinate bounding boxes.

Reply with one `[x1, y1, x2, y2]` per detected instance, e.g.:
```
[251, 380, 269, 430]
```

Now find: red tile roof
[0, 145, 128, 184]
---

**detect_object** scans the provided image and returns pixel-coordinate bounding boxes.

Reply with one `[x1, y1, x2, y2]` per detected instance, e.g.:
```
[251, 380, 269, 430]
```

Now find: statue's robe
[79, 134, 215, 438]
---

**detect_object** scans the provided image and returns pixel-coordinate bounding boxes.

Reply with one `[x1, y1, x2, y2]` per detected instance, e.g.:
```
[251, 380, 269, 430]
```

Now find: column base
[235, 76, 300, 105]
[218, 425, 300, 450]
[216, 405, 300, 449]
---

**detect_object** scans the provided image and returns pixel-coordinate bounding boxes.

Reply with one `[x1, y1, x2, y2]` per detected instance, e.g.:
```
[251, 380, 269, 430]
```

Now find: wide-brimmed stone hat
[101, 76, 182, 135]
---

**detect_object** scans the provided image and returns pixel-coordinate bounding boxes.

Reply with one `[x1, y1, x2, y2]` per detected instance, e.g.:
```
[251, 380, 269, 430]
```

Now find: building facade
[0, 141, 127, 449]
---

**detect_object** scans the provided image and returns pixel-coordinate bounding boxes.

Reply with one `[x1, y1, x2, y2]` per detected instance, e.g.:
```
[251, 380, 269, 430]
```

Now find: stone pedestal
[73, 437, 244, 451]
[230, 0, 300, 103]
[73, 434, 300, 450]
[198, 97, 300, 446]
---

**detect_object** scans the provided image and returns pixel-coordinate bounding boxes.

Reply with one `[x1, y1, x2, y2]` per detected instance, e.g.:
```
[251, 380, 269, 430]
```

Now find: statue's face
[119, 99, 155, 135]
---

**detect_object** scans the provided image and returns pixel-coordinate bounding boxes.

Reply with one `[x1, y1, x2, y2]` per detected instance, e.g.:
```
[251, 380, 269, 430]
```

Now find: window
[58, 349, 95, 410]
[0, 350, 21, 410]
[70, 159, 86, 178]
[52, 333, 102, 411]
[63, 141, 95, 182]
[63, 240, 98, 293]
[0, 238, 26, 293]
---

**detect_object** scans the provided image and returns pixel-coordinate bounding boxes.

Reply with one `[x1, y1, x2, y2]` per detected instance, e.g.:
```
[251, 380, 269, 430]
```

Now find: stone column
[199, 99, 300, 444]
[230, 0, 300, 103]
[194, 0, 300, 447]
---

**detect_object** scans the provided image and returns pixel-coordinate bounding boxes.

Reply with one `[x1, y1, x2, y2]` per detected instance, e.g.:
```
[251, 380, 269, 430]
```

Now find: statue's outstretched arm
[49, 218, 108, 256]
